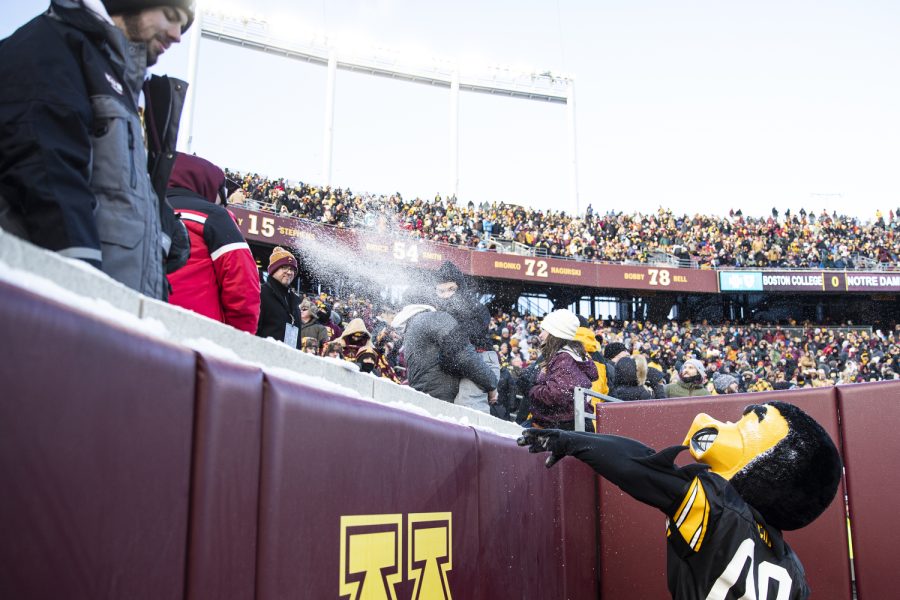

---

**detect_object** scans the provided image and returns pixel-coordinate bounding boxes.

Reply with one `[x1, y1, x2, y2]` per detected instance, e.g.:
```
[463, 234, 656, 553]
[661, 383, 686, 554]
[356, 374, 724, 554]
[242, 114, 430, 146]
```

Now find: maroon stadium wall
[1, 277, 898, 599]
[0, 280, 595, 600]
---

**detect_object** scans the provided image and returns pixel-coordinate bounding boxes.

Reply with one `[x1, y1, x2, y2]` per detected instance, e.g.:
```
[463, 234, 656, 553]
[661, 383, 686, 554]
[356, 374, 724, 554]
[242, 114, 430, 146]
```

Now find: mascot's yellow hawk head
[684, 401, 841, 531]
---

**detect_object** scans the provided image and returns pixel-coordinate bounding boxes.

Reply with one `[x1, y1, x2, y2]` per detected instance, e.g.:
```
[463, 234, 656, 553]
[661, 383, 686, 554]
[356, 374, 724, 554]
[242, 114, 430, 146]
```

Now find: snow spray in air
[291, 201, 441, 303]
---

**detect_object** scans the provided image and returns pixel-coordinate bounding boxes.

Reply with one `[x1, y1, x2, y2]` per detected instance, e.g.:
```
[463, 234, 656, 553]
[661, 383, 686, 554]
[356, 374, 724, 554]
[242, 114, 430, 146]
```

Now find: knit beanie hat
[712, 372, 738, 394]
[102, 0, 196, 32]
[267, 247, 297, 277]
[681, 358, 707, 380]
[604, 342, 627, 361]
[540, 309, 579, 341]
[435, 260, 466, 287]
[168, 152, 224, 203]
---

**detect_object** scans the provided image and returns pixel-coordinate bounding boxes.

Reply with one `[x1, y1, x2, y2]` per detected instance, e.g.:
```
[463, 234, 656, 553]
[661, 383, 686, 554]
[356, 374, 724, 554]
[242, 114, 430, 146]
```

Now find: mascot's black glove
[517, 428, 572, 468]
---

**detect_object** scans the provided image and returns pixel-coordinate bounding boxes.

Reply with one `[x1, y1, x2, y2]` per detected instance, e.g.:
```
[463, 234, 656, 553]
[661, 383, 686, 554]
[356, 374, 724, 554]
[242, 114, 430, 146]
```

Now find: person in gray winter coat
[432, 260, 499, 412]
[391, 304, 498, 404]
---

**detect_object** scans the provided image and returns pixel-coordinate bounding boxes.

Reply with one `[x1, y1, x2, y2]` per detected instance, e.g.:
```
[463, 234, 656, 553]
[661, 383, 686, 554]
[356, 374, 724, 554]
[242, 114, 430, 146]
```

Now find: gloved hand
[517, 428, 571, 468]
[160, 201, 190, 274]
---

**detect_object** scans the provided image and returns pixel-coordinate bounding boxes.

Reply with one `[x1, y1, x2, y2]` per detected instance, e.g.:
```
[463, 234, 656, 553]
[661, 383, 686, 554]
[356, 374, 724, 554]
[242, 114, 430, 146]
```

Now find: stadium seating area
[226, 169, 900, 269]
[219, 169, 900, 395]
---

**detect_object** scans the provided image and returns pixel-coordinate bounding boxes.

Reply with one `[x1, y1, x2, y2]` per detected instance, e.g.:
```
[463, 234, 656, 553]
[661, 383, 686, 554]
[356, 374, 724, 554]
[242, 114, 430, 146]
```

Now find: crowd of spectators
[255, 270, 900, 414]
[225, 169, 900, 270]
[485, 314, 900, 394]
[223, 170, 900, 415]
[148, 162, 900, 423]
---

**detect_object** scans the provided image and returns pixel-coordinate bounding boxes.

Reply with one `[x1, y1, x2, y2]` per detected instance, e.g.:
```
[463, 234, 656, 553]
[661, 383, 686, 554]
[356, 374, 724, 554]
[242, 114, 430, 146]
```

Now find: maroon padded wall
[256, 374, 480, 600]
[836, 381, 900, 599]
[595, 389, 852, 600]
[474, 430, 598, 599]
[0, 281, 196, 600]
[12, 271, 894, 600]
[0, 277, 600, 600]
[253, 374, 598, 600]
[186, 355, 264, 600]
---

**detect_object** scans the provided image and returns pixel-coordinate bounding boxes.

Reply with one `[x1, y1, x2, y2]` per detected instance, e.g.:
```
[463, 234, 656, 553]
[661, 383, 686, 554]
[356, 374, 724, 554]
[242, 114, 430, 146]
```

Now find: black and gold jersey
[666, 471, 809, 600]
[562, 433, 810, 600]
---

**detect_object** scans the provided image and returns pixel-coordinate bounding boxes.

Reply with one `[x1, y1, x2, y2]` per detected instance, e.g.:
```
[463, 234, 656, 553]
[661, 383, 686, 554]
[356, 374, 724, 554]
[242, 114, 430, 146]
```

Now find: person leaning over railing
[390, 303, 498, 404]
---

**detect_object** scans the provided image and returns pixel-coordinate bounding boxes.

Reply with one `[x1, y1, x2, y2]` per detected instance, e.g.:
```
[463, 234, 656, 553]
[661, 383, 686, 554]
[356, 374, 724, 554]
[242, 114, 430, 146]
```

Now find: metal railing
[850, 253, 881, 270]
[776, 326, 874, 337]
[574, 387, 624, 432]
[512, 241, 536, 256]
[646, 250, 697, 269]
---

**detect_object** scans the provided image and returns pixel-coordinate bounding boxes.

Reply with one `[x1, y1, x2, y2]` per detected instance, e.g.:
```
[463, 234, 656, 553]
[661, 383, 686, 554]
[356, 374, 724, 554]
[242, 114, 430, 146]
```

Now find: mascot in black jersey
[518, 402, 841, 599]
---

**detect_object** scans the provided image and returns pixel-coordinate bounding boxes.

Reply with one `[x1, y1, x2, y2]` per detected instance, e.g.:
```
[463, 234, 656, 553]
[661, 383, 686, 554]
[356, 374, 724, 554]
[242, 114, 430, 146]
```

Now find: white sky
[3, 0, 899, 218]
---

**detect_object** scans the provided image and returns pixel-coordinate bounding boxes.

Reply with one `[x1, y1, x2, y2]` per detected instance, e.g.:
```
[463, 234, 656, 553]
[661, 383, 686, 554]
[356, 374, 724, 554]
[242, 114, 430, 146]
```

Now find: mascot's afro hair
[730, 401, 842, 531]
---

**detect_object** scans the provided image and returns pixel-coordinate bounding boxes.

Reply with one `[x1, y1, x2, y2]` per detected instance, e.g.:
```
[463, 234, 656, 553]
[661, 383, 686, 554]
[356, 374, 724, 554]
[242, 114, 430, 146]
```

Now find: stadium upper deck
[226, 169, 900, 273]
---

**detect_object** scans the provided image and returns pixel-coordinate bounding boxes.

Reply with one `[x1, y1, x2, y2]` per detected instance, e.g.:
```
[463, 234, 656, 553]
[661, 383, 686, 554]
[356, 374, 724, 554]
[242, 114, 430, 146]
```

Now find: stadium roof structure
[197, 11, 571, 102]
[181, 10, 580, 211]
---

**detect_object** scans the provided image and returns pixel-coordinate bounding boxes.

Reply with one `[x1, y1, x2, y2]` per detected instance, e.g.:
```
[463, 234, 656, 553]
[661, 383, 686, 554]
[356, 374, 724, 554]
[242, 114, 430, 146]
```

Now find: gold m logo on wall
[339, 512, 453, 600]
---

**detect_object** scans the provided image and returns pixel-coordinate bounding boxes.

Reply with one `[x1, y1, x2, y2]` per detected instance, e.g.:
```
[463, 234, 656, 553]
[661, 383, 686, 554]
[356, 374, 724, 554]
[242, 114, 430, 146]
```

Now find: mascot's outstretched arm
[518, 429, 697, 513]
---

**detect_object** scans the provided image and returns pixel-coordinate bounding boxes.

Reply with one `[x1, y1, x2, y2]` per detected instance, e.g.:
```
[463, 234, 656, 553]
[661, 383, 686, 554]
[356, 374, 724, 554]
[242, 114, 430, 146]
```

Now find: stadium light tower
[182, 9, 580, 212]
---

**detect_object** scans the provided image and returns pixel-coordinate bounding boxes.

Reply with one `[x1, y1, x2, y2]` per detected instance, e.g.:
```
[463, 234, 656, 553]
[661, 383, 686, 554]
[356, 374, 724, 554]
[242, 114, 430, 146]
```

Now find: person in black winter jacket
[256, 247, 301, 346]
[0, 0, 194, 299]
[610, 356, 653, 401]
[496, 355, 527, 421]
[433, 261, 493, 350]
[645, 364, 668, 399]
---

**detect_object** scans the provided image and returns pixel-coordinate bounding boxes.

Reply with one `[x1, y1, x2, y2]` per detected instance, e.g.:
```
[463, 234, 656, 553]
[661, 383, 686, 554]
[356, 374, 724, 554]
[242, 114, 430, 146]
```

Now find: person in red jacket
[167, 153, 260, 333]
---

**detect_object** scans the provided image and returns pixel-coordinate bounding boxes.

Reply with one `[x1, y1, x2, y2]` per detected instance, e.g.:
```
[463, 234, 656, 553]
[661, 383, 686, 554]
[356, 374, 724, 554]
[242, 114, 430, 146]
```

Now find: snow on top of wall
[0, 258, 169, 340]
[265, 365, 366, 399]
[183, 337, 249, 364]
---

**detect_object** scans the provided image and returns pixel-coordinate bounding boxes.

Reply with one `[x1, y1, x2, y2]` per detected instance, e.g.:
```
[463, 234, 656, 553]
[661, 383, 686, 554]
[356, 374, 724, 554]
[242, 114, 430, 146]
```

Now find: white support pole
[566, 79, 579, 215]
[322, 49, 337, 186]
[574, 387, 586, 432]
[449, 72, 460, 199]
[178, 9, 204, 153]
